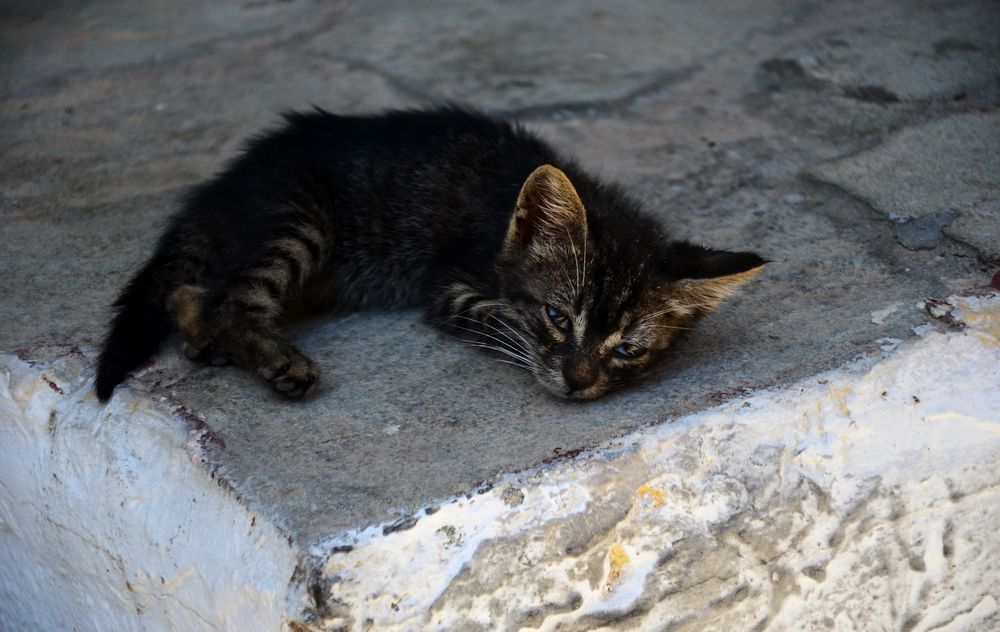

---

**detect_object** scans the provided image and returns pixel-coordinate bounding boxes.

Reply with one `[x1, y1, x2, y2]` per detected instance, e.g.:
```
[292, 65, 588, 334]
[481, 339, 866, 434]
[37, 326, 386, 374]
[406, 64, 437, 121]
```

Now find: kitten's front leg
[430, 282, 535, 372]
[224, 326, 318, 399]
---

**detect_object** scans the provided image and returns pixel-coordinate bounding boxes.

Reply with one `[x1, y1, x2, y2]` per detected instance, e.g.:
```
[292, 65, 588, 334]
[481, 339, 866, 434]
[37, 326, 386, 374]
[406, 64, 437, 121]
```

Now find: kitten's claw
[259, 363, 286, 381]
[272, 372, 317, 399]
[183, 343, 231, 367]
[258, 355, 318, 399]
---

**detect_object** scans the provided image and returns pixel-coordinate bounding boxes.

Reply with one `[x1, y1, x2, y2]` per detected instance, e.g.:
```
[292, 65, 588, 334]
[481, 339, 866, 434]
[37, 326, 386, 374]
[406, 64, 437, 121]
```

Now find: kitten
[95, 107, 765, 402]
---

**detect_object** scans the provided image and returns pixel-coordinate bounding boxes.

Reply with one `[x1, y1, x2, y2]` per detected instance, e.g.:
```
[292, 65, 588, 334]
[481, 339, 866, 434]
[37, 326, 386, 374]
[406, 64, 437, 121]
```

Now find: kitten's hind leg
[171, 234, 325, 399]
[167, 284, 230, 364]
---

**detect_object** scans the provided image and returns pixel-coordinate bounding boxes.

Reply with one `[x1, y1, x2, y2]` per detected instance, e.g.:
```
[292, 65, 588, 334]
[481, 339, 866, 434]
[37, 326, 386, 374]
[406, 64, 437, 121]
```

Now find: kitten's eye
[613, 343, 647, 360]
[545, 305, 572, 332]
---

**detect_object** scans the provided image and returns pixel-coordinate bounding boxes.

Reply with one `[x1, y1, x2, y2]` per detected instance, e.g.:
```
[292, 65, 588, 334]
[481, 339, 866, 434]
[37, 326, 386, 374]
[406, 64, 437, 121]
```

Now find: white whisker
[461, 340, 537, 367]
[447, 324, 536, 365]
[487, 314, 535, 353]
[491, 358, 536, 372]
[641, 308, 680, 320]
[645, 324, 695, 331]
[563, 225, 581, 297]
[450, 316, 533, 357]
[553, 255, 576, 298]
[442, 300, 507, 320]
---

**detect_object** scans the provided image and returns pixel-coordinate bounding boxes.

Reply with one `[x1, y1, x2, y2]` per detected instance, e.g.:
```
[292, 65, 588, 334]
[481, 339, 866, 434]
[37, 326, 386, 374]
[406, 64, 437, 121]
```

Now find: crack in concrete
[306, 52, 441, 105]
[805, 173, 992, 264]
[495, 65, 702, 121]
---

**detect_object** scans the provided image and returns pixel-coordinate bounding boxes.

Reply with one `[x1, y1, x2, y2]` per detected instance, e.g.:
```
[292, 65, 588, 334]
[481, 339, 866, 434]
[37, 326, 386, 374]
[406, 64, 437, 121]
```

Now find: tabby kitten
[96, 107, 764, 402]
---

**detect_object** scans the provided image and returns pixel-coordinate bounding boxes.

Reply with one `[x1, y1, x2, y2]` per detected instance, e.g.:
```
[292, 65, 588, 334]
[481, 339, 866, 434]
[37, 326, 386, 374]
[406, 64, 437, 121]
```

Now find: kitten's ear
[661, 242, 767, 316]
[504, 165, 588, 251]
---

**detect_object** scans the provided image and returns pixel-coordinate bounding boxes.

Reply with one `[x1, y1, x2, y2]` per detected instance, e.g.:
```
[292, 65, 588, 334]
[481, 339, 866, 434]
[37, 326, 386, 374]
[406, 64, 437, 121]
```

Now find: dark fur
[96, 106, 764, 402]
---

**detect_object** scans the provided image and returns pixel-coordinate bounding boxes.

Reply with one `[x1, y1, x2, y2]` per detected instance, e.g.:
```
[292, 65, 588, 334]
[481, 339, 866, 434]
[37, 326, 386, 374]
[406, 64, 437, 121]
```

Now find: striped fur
[96, 107, 764, 402]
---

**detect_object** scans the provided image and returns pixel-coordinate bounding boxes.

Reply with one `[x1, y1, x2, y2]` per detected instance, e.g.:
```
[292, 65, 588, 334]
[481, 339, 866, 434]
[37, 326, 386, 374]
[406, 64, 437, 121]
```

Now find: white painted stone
[3, 294, 998, 630]
[0, 354, 299, 631]
[305, 293, 1000, 630]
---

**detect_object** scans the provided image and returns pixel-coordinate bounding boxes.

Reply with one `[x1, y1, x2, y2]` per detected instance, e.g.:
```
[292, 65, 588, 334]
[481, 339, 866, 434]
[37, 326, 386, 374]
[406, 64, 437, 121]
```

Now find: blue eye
[545, 305, 571, 332]
[613, 344, 646, 359]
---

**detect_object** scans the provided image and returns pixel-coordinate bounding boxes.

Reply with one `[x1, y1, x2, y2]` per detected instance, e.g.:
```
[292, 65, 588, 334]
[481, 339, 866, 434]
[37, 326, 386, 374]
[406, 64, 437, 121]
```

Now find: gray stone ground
[2, 0, 998, 572]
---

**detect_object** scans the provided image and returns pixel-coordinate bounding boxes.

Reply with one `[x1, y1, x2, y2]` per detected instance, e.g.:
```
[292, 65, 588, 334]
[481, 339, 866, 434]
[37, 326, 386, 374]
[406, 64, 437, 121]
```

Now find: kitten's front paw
[258, 352, 319, 399]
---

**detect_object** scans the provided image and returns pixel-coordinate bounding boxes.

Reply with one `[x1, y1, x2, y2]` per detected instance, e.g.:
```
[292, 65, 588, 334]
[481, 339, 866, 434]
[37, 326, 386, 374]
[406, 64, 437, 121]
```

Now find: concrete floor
[1, 0, 999, 627]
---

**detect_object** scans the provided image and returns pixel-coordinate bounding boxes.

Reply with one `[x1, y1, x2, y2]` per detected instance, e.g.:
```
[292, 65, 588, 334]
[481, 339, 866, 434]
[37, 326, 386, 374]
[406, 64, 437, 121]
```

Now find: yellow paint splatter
[608, 544, 628, 582]
[636, 484, 665, 507]
[830, 385, 852, 417]
[955, 298, 1000, 346]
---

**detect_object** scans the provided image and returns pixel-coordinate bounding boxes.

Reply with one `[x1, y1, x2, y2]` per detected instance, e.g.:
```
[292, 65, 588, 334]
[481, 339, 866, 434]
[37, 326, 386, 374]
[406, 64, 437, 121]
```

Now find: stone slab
[2, 0, 1000, 628]
[2, 0, 994, 548]
[766, 0, 1000, 101]
[302, 0, 807, 111]
[0, 353, 298, 631]
[306, 294, 1000, 629]
[810, 113, 1000, 260]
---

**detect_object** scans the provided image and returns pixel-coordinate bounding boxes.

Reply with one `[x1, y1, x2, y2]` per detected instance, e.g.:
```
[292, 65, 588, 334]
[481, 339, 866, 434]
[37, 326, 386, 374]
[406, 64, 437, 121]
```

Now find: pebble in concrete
[893, 208, 961, 251]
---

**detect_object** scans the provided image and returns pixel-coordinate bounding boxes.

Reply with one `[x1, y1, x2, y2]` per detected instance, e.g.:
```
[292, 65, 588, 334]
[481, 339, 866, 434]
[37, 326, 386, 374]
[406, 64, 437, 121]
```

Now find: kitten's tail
[95, 251, 186, 402]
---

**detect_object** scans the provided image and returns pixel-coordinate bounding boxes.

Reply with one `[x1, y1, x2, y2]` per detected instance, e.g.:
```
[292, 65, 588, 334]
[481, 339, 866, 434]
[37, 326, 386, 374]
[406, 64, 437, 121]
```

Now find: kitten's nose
[563, 359, 597, 392]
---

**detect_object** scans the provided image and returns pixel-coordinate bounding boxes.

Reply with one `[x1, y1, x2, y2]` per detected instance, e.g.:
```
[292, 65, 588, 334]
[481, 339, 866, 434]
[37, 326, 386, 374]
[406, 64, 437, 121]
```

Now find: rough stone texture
[301, 296, 1000, 630]
[300, 0, 806, 111]
[893, 208, 961, 251]
[765, 0, 1000, 101]
[2, 0, 1000, 627]
[810, 114, 1000, 260]
[0, 353, 298, 631]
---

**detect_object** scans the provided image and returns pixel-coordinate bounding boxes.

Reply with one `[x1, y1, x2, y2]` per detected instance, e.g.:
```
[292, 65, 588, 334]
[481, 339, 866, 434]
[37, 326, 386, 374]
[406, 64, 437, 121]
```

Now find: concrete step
[2, 0, 998, 629]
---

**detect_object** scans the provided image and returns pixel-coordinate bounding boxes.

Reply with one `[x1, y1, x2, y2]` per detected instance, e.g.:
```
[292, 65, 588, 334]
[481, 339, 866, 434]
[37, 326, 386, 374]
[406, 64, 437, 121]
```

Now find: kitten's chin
[565, 388, 607, 402]
[535, 377, 608, 402]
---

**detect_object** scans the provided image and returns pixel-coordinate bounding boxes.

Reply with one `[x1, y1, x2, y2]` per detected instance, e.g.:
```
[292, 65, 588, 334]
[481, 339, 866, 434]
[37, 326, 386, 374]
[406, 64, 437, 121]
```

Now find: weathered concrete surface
[2, 0, 999, 628]
[811, 114, 1000, 260]
[765, 0, 1000, 101]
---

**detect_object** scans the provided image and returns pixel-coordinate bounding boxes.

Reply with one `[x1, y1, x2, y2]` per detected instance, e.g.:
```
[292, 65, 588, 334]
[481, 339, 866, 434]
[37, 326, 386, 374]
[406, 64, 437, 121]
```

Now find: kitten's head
[496, 164, 765, 400]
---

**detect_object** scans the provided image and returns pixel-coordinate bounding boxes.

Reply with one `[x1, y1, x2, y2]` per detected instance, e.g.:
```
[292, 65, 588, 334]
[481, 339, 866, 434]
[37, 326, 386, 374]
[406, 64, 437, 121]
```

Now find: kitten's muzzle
[563, 358, 598, 393]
